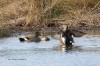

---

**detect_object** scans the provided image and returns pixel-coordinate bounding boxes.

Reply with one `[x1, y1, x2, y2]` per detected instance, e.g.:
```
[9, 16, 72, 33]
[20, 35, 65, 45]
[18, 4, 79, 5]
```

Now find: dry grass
[59, 0, 100, 28]
[0, 0, 100, 30]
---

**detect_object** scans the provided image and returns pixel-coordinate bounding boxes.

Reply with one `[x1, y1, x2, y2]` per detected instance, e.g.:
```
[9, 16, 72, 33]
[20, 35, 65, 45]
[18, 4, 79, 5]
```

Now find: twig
[92, 1, 100, 11]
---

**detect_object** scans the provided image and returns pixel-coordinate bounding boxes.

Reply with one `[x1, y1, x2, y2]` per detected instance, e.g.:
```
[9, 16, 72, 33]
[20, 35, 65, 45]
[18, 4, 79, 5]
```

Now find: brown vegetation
[0, 0, 100, 36]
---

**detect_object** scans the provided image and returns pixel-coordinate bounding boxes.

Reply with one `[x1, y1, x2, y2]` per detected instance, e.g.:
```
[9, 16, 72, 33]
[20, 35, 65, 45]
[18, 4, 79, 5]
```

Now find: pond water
[0, 31, 100, 66]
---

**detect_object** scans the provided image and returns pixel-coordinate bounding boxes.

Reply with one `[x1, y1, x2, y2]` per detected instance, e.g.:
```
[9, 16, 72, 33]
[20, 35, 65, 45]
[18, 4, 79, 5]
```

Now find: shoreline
[0, 26, 100, 37]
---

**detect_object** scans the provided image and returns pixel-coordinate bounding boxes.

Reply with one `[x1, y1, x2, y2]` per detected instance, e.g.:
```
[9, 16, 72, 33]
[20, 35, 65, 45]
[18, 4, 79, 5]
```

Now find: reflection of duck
[19, 31, 50, 42]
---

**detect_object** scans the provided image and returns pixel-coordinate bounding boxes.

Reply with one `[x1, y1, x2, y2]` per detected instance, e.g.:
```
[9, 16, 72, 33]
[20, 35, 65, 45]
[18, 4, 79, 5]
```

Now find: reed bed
[0, 0, 100, 34]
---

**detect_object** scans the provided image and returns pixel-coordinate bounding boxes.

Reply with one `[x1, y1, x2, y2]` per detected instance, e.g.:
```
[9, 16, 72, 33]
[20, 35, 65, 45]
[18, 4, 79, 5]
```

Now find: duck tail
[19, 38, 25, 42]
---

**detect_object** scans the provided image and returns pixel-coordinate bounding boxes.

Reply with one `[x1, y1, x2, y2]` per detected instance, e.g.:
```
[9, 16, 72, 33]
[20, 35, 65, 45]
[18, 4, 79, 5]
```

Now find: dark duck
[19, 31, 50, 42]
[59, 25, 74, 50]
[59, 25, 86, 51]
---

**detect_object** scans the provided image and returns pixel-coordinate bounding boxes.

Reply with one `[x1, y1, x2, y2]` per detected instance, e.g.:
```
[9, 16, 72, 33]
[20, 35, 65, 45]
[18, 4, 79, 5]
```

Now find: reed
[0, 0, 100, 30]
[0, 28, 11, 37]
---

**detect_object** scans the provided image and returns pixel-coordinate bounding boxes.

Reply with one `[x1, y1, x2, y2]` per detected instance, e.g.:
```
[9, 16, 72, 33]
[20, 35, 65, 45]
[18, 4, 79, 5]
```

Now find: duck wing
[72, 29, 86, 37]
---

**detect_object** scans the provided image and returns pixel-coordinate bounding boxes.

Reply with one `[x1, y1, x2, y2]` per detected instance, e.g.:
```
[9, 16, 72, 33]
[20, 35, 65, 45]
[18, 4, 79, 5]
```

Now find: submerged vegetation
[0, 0, 100, 36]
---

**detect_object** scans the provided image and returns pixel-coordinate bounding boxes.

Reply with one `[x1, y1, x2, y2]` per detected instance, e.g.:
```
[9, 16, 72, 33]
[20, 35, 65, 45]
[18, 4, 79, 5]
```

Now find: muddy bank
[0, 25, 100, 37]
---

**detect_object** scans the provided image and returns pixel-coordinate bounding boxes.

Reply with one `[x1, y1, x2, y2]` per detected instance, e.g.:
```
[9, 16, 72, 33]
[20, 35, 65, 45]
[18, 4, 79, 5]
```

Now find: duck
[60, 30, 74, 46]
[59, 25, 75, 51]
[60, 25, 74, 44]
[19, 31, 39, 42]
[19, 31, 50, 42]
[59, 24, 86, 51]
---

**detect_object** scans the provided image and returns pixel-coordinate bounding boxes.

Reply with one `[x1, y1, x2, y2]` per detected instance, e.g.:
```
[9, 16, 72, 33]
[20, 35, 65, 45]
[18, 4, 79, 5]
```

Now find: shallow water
[0, 32, 100, 66]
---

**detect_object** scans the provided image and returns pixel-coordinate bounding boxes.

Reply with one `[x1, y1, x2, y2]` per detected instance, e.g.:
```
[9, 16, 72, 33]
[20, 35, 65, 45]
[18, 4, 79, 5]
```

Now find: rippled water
[0, 31, 100, 66]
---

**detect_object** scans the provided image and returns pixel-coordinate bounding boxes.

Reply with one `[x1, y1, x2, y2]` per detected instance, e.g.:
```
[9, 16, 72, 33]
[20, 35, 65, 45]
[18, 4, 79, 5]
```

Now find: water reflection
[53, 45, 100, 53]
[0, 45, 100, 57]
[0, 30, 100, 57]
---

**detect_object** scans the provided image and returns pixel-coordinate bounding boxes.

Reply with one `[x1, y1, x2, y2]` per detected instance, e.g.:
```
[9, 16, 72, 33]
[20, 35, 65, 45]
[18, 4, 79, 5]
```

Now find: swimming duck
[19, 31, 50, 42]
[60, 25, 74, 45]
[59, 24, 86, 51]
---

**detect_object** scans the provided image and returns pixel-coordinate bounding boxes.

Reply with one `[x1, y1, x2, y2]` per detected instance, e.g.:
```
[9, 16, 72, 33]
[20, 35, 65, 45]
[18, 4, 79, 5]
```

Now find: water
[0, 31, 100, 66]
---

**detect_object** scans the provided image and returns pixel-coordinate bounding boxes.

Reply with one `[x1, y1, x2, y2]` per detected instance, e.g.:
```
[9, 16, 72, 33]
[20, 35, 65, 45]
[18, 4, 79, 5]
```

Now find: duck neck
[63, 28, 66, 32]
